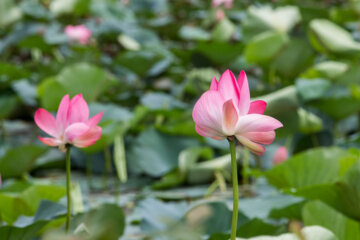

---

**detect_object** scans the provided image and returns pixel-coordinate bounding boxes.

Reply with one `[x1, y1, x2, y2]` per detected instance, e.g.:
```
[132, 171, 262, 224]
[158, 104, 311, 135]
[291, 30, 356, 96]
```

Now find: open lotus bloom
[65, 25, 92, 45]
[273, 146, 288, 165]
[192, 70, 282, 155]
[35, 94, 103, 151]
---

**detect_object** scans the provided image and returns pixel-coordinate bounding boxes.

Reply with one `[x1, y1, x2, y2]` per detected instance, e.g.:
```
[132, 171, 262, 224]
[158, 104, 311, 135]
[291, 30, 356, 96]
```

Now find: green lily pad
[309, 19, 360, 55]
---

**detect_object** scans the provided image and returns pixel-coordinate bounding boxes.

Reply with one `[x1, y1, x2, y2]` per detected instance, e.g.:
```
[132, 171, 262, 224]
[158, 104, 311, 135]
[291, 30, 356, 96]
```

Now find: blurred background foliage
[1, 0, 360, 239]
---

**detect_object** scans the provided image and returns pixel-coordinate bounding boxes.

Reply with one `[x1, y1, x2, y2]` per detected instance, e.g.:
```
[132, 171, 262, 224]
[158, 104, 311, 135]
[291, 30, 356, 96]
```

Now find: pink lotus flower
[64, 25, 92, 45]
[35, 94, 103, 151]
[212, 0, 233, 9]
[192, 70, 282, 155]
[273, 146, 288, 165]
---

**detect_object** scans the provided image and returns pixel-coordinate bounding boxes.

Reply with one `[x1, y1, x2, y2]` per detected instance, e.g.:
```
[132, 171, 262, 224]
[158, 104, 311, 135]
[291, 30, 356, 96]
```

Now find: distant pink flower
[35, 94, 103, 151]
[273, 146, 288, 165]
[216, 9, 225, 21]
[65, 25, 92, 45]
[192, 70, 282, 155]
[212, 0, 233, 9]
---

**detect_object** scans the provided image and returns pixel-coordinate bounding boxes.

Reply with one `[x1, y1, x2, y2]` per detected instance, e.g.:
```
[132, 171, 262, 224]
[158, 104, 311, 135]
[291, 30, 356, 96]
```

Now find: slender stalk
[103, 146, 112, 190]
[215, 170, 227, 192]
[228, 137, 238, 240]
[254, 155, 262, 169]
[0, 120, 7, 140]
[65, 146, 72, 232]
[311, 134, 319, 147]
[334, 121, 341, 140]
[114, 178, 120, 203]
[205, 180, 219, 198]
[285, 136, 292, 150]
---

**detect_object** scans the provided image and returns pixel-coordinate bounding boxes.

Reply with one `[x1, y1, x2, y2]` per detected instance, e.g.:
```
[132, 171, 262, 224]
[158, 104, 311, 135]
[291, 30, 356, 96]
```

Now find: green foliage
[245, 31, 289, 63]
[243, 6, 301, 41]
[309, 19, 360, 55]
[310, 97, 360, 120]
[236, 218, 286, 238]
[127, 128, 199, 177]
[0, 95, 17, 119]
[69, 204, 125, 240]
[0, 145, 47, 179]
[0, 200, 66, 240]
[0, 183, 65, 224]
[303, 201, 360, 240]
[179, 26, 211, 41]
[296, 78, 331, 102]
[237, 226, 338, 240]
[186, 201, 249, 235]
[2, 0, 360, 239]
[38, 63, 117, 110]
[212, 18, 235, 42]
[0, 0, 22, 27]
[266, 147, 360, 221]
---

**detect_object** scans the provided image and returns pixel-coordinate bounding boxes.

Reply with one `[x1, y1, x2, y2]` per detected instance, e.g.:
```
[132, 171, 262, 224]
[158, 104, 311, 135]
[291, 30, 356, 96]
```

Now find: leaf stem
[228, 137, 238, 240]
[242, 148, 250, 187]
[65, 146, 72, 232]
[0, 120, 8, 140]
[103, 146, 112, 189]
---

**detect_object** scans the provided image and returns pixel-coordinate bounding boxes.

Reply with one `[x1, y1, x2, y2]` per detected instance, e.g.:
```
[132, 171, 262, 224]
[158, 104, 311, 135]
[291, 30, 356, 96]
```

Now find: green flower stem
[103, 146, 112, 189]
[0, 120, 8, 140]
[311, 134, 319, 147]
[65, 146, 72, 232]
[228, 137, 238, 240]
[114, 177, 120, 203]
